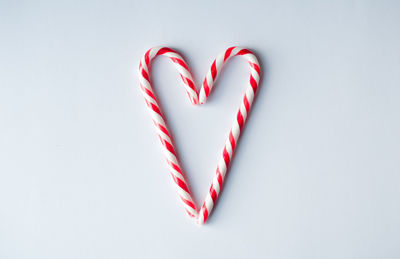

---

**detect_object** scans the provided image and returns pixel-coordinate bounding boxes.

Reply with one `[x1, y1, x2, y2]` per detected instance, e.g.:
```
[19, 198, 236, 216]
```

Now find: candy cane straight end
[138, 46, 261, 224]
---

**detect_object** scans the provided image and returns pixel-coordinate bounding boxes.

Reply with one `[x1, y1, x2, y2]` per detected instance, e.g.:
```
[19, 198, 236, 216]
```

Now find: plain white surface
[1, 0, 400, 258]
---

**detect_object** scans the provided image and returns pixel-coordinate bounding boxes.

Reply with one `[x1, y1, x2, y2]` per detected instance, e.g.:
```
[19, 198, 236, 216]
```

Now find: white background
[1, 0, 400, 258]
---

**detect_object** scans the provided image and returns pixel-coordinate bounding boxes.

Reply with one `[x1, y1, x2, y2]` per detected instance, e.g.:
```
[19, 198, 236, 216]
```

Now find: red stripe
[141, 68, 150, 82]
[157, 47, 175, 55]
[148, 101, 162, 116]
[211, 60, 217, 80]
[170, 57, 189, 71]
[243, 94, 250, 112]
[202, 204, 209, 222]
[237, 49, 252, 56]
[157, 123, 171, 138]
[191, 95, 198, 105]
[229, 131, 236, 151]
[203, 81, 210, 98]
[167, 160, 182, 175]
[144, 50, 150, 66]
[223, 147, 230, 165]
[249, 75, 258, 92]
[210, 185, 217, 202]
[186, 209, 195, 218]
[171, 174, 190, 193]
[224, 47, 235, 61]
[180, 76, 196, 92]
[216, 168, 223, 186]
[162, 139, 176, 156]
[237, 110, 244, 130]
[250, 62, 261, 75]
[181, 197, 196, 211]
[141, 85, 156, 101]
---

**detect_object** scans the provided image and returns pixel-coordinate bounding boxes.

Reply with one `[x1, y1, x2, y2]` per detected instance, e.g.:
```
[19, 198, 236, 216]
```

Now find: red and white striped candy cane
[138, 47, 261, 224]
[197, 47, 260, 224]
[138, 47, 199, 218]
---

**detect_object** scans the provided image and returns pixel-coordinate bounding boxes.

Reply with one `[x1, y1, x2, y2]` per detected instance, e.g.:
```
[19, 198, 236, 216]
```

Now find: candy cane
[138, 47, 261, 224]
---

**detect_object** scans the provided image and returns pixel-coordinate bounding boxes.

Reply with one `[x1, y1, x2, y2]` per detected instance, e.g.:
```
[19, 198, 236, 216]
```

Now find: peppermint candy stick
[197, 47, 260, 224]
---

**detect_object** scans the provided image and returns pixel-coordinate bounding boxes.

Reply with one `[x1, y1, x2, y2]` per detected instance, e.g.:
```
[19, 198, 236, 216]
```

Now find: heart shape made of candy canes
[138, 47, 261, 224]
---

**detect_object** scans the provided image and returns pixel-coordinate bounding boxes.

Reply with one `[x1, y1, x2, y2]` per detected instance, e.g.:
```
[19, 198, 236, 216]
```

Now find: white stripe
[239, 105, 247, 122]
[218, 158, 227, 178]
[246, 86, 255, 104]
[149, 46, 162, 60]
[225, 137, 233, 158]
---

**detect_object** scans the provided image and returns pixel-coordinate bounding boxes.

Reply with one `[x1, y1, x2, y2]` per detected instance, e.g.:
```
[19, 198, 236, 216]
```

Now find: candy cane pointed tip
[199, 93, 206, 104]
[192, 97, 199, 105]
[196, 219, 205, 225]
[196, 214, 205, 225]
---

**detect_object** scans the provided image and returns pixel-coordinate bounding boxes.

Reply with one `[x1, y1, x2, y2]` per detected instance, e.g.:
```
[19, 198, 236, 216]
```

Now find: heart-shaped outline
[138, 47, 261, 224]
